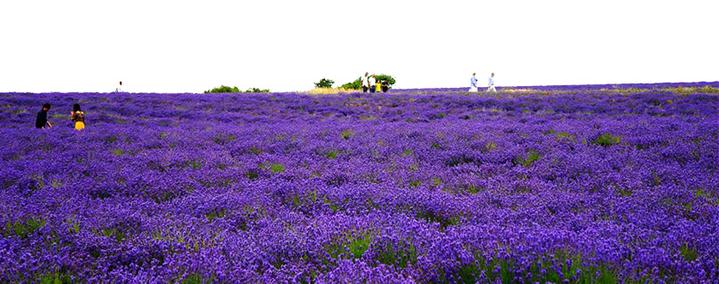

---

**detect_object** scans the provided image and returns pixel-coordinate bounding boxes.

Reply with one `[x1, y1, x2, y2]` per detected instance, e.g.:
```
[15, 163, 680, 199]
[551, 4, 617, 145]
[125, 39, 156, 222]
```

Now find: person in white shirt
[487, 73, 497, 93]
[368, 75, 377, 93]
[469, 73, 479, 92]
[116, 81, 123, 93]
[361, 72, 370, 93]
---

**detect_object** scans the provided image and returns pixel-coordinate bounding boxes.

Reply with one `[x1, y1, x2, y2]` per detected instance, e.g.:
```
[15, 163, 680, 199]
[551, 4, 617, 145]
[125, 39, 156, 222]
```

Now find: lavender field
[1, 84, 719, 283]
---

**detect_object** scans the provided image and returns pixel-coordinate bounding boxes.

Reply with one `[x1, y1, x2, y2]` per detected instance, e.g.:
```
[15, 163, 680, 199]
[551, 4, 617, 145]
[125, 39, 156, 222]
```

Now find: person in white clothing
[368, 75, 377, 93]
[487, 73, 497, 93]
[361, 72, 370, 93]
[469, 73, 479, 92]
[116, 81, 123, 93]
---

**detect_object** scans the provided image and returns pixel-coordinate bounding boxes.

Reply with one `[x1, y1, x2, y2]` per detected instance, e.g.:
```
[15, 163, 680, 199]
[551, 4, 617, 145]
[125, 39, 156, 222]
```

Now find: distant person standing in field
[361, 72, 370, 93]
[469, 73, 479, 92]
[116, 81, 123, 93]
[487, 73, 497, 93]
[375, 79, 382, 93]
[369, 75, 377, 93]
[35, 103, 53, 129]
[381, 80, 389, 92]
[71, 104, 85, 131]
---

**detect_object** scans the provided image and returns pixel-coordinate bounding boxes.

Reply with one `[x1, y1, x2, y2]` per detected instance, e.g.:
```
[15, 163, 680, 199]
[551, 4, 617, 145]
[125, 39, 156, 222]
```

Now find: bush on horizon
[315, 78, 335, 89]
[204, 85, 270, 94]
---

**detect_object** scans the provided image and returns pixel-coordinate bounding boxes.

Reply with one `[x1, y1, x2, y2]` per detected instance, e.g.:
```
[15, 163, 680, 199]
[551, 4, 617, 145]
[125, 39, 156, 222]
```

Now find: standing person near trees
[71, 104, 85, 131]
[361, 72, 370, 93]
[375, 78, 382, 93]
[487, 73, 497, 93]
[35, 103, 53, 129]
[368, 75, 377, 94]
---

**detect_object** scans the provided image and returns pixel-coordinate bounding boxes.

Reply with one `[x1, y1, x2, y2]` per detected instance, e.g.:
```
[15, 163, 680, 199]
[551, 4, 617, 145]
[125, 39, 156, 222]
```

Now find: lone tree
[314, 78, 335, 88]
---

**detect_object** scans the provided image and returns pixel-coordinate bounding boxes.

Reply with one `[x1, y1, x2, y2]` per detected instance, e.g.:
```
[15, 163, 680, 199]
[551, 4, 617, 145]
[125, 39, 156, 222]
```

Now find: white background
[1, 0, 717, 93]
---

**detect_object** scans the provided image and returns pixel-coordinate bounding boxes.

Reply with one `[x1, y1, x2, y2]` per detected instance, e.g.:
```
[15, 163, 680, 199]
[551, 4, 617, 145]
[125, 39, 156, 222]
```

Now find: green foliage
[341, 78, 362, 90]
[401, 149, 413, 157]
[212, 133, 237, 145]
[245, 87, 270, 93]
[375, 240, 418, 268]
[514, 150, 541, 167]
[314, 78, 335, 88]
[483, 142, 497, 152]
[325, 150, 338, 159]
[326, 233, 372, 259]
[594, 133, 621, 147]
[101, 227, 127, 242]
[182, 273, 215, 284]
[680, 243, 698, 262]
[416, 210, 459, 230]
[270, 163, 285, 173]
[205, 208, 226, 221]
[111, 149, 124, 156]
[4, 217, 46, 239]
[39, 272, 73, 284]
[340, 74, 396, 90]
[245, 169, 260, 180]
[447, 251, 619, 284]
[204, 85, 270, 94]
[348, 234, 372, 258]
[374, 74, 396, 86]
[205, 85, 240, 93]
[340, 129, 353, 140]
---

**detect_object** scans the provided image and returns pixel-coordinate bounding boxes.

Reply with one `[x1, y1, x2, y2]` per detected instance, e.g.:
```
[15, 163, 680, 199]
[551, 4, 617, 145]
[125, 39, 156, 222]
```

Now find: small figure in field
[381, 80, 389, 92]
[361, 72, 370, 93]
[375, 78, 382, 93]
[469, 73, 479, 92]
[71, 104, 85, 131]
[116, 81, 123, 93]
[369, 75, 377, 94]
[35, 103, 53, 129]
[486, 73, 497, 93]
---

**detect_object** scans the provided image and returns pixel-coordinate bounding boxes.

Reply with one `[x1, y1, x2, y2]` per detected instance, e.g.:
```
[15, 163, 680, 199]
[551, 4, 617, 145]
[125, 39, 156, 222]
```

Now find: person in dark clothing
[35, 103, 53, 129]
[381, 80, 389, 93]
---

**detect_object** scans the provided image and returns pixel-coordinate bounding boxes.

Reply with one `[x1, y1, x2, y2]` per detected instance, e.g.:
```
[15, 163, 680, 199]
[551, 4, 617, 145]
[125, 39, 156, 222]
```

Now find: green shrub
[593, 133, 621, 147]
[375, 240, 418, 268]
[374, 74, 396, 86]
[39, 272, 73, 284]
[325, 233, 372, 259]
[4, 217, 46, 239]
[314, 78, 335, 88]
[204, 86, 270, 94]
[270, 163, 285, 173]
[514, 150, 541, 167]
[205, 208, 226, 221]
[340, 129, 353, 140]
[245, 88, 270, 93]
[204, 85, 240, 93]
[340, 78, 362, 90]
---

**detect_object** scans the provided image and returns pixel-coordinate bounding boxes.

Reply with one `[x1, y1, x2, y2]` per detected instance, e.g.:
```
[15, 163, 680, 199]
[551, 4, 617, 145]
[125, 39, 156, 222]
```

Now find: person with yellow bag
[71, 104, 85, 131]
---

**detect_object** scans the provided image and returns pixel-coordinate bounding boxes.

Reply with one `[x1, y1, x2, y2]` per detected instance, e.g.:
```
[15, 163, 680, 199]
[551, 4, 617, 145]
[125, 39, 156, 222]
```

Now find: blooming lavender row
[1, 85, 718, 283]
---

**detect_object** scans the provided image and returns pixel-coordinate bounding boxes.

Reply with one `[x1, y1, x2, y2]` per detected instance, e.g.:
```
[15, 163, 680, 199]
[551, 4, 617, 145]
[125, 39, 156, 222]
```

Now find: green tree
[374, 74, 396, 86]
[314, 78, 335, 88]
[205, 85, 240, 93]
[341, 78, 362, 90]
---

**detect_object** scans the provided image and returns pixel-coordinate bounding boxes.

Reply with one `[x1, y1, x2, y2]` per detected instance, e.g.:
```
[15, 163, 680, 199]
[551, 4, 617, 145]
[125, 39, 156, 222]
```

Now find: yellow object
[74, 121, 85, 130]
[375, 83, 381, 92]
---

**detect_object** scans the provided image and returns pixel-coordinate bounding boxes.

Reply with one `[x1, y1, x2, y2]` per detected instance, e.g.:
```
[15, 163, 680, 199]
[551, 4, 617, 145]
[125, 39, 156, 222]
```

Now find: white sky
[1, 0, 718, 93]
